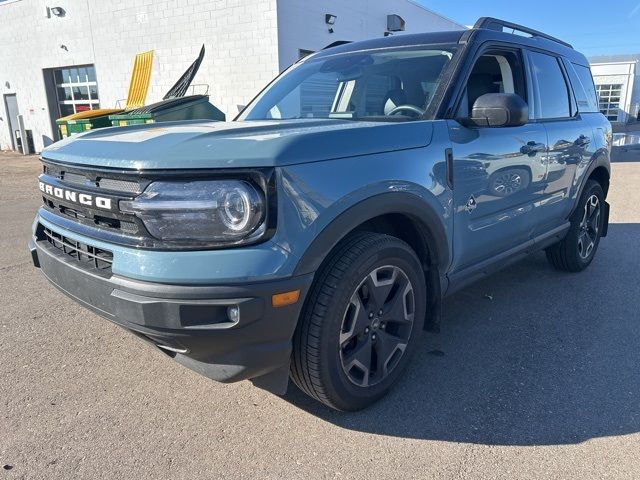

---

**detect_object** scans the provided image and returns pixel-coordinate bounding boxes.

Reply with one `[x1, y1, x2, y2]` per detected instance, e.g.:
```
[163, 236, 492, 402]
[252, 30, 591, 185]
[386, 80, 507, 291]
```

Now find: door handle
[520, 141, 546, 156]
[575, 135, 591, 147]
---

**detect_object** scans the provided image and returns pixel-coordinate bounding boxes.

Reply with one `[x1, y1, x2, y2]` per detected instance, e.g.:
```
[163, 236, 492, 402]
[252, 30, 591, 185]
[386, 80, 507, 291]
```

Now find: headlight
[120, 180, 265, 243]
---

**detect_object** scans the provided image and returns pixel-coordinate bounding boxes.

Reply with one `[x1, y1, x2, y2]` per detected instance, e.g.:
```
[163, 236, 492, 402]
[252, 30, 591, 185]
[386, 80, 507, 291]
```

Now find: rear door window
[528, 51, 572, 119]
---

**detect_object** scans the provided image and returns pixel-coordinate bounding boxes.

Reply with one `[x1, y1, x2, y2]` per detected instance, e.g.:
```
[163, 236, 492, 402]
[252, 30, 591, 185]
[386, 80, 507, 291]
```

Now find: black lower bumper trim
[29, 237, 314, 393]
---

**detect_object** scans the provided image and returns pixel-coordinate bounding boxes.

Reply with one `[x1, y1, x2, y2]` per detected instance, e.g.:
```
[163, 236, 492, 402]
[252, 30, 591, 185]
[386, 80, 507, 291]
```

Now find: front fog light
[227, 305, 240, 323]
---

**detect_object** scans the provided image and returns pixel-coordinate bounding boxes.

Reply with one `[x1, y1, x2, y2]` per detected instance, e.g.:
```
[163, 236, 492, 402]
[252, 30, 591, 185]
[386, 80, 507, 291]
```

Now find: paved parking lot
[1, 149, 639, 479]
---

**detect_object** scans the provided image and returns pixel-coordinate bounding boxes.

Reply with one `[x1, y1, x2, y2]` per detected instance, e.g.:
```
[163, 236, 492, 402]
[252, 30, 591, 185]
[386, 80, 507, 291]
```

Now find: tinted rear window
[529, 51, 571, 119]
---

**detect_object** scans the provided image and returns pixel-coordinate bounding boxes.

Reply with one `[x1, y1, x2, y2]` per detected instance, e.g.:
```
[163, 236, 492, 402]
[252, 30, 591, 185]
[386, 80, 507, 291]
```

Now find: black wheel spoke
[363, 269, 397, 310]
[342, 336, 373, 386]
[578, 194, 600, 260]
[374, 331, 407, 378]
[383, 276, 412, 325]
[340, 294, 370, 346]
[580, 203, 589, 228]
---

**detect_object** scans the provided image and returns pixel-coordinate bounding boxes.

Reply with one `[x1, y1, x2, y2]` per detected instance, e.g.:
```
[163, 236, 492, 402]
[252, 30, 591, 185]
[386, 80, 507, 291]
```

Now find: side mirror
[463, 93, 528, 128]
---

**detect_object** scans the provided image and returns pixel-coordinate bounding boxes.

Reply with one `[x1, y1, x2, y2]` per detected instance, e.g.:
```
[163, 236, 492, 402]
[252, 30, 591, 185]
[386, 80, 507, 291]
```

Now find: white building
[589, 54, 640, 124]
[0, 0, 464, 153]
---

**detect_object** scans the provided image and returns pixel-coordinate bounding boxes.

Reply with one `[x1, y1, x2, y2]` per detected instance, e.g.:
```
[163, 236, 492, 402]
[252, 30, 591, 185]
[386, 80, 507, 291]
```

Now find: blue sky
[418, 0, 640, 56]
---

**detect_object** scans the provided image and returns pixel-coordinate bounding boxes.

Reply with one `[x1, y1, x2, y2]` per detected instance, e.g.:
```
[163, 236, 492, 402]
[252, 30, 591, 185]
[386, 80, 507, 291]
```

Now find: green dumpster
[109, 95, 225, 127]
[56, 109, 123, 139]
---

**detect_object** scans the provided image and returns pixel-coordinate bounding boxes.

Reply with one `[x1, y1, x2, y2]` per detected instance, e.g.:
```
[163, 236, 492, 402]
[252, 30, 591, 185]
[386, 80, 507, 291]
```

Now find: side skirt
[445, 222, 570, 296]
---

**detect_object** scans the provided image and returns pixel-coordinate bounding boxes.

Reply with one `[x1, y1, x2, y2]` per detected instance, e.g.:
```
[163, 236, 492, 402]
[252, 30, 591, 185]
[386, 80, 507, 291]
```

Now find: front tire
[290, 233, 426, 411]
[546, 179, 605, 272]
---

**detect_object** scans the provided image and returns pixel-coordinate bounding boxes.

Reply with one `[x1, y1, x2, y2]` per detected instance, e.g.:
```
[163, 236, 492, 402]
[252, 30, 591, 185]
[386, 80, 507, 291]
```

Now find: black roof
[311, 18, 588, 66]
[312, 30, 465, 59]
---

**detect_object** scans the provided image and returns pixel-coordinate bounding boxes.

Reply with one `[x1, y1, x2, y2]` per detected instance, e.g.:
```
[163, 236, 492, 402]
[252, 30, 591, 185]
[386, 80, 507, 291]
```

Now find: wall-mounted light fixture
[46, 6, 66, 18]
[325, 13, 337, 33]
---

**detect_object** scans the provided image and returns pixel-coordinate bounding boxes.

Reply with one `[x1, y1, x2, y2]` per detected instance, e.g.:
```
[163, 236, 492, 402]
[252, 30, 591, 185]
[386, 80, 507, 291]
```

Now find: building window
[596, 83, 622, 121]
[53, 65, 100, 117]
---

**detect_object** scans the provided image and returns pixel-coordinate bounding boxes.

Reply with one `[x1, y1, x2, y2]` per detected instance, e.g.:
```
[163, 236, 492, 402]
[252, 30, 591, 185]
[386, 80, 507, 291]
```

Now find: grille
[42, 197, 142, 236]
[43, 165, 141, 194]
[40, 226, 113, 274]
[63, 172, 86, 185]
[97, 178, 141, 193]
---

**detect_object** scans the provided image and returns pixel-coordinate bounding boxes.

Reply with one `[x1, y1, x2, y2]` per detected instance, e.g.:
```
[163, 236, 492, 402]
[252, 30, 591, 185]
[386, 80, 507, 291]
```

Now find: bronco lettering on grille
[39, 182, 113, 210]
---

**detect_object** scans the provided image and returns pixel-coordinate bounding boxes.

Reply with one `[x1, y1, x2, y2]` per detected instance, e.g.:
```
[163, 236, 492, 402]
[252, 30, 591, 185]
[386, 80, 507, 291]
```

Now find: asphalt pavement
[1, 148, 639, 479]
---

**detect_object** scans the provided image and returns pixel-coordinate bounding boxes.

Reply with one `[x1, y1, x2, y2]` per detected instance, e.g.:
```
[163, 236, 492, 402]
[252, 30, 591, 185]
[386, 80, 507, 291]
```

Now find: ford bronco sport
[29, 18, 611, 411]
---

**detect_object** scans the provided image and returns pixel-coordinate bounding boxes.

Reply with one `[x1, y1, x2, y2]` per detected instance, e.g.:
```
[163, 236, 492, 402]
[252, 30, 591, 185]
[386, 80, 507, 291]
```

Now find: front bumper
[28, 235, 314, 394]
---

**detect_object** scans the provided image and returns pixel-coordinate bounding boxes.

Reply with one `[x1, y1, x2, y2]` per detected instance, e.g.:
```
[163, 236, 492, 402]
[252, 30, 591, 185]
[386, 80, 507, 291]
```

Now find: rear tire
[546, 180, 605, 272]
[290, 233, 426, 411]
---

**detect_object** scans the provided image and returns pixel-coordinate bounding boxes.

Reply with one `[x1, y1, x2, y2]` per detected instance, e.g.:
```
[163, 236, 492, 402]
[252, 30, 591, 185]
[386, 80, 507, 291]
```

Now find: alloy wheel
[339, 265, 415, 387]
[577, 194, 601, 260]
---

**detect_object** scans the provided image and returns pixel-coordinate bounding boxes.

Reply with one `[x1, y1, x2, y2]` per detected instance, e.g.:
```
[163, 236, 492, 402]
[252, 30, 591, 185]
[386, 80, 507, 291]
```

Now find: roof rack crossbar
[473, 17, 573, 49]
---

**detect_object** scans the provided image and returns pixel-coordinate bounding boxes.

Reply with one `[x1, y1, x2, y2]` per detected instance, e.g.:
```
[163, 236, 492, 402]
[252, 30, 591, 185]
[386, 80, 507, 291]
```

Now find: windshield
[239, 46, 457, 122]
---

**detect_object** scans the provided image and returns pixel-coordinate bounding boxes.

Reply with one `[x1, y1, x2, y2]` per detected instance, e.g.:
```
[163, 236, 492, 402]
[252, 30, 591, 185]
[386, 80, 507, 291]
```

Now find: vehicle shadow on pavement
[283, 223, 640, 446]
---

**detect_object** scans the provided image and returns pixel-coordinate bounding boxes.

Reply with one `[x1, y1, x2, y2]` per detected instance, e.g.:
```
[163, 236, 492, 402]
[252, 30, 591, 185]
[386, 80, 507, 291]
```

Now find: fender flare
[569, 149, 611, 217]
[292, 191, 451, 277]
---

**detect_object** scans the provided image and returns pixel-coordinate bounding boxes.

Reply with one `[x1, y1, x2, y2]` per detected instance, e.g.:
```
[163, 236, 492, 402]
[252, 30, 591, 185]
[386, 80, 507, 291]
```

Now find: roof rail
[323, 41, 352, 50]
[473, 17, 573, 49]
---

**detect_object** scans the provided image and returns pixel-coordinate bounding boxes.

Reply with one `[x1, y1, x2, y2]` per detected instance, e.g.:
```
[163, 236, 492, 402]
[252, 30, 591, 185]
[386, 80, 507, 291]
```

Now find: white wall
[591, 61, 638, 122]
[0, 0, 95, 152]
[0, 0, 464, 153]
[0, 0, 280, 152]
[276, 0, 465, 70]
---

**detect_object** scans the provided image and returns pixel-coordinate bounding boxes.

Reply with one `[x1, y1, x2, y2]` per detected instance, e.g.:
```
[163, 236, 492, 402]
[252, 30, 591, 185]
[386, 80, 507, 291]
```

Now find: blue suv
[29, 18, 611, 411]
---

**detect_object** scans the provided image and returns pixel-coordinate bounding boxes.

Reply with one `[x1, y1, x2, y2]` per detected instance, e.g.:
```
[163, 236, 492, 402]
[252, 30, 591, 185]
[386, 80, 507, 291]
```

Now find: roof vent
[387, 14, 406, 32]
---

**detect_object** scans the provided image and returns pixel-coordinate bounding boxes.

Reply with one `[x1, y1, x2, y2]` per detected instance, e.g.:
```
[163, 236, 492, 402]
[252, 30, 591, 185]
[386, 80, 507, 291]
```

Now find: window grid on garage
[53, 65, 100, 117]
[596, 83, 622, 121]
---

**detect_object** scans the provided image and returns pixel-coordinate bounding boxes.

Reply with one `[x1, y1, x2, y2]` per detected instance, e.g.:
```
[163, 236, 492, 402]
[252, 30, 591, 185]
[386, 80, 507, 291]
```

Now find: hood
[42, 119, 434, 170]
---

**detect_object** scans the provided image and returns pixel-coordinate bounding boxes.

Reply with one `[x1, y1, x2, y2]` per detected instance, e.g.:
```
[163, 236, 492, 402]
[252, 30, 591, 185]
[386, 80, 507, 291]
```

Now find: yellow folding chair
[57, 50, 154, 124]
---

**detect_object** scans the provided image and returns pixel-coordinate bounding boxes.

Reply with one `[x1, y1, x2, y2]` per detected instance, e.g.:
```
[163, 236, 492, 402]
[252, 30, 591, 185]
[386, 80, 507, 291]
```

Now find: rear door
[524, 50, 596, 232]
[448, 46, 548, 274]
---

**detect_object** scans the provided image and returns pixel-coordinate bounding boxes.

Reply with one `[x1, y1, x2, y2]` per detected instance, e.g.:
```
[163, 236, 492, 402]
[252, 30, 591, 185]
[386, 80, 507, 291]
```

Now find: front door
[3, 94, 19, 151]
[448, 48, 548, 273]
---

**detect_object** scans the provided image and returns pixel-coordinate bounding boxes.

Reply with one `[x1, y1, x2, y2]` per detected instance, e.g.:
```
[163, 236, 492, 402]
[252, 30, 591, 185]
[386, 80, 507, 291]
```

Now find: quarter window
[595, 84, 622, 121]
[53, 65, 100, 117]
[528, 52, 571, 119]
[571, 64, 599, 113]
